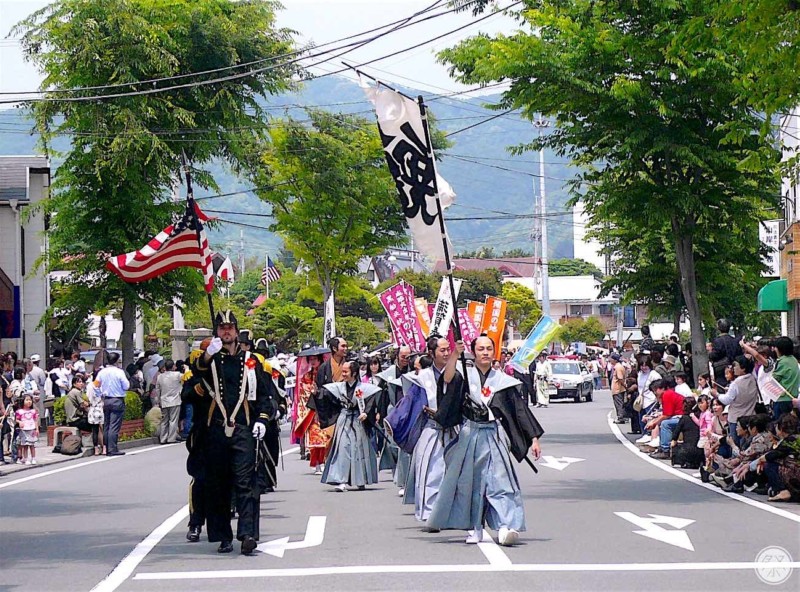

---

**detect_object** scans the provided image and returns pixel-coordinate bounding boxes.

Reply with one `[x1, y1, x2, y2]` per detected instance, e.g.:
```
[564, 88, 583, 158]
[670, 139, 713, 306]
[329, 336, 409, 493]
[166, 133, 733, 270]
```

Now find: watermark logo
[755, 546, 794, 586]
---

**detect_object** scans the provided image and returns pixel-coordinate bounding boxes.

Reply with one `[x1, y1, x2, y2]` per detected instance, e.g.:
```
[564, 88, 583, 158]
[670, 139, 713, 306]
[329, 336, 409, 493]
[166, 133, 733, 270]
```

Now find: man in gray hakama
[401, 337, 456, 528]
[427, 336, 544, 546]
[318, 361, 381, 492]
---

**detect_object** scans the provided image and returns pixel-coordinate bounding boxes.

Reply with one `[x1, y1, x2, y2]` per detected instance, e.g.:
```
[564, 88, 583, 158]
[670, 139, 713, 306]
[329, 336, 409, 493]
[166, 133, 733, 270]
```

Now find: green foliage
[251, 301, 317, 349]
[334, 316, 390, 351]
[502, 282, 542, 336]
[558, 316, 607, 346]
[14, 0, 298, 364]
[123, 391, 143, 421]
[245, 109, 406, 308]
[440, 0, 782, 381]
[53, 397, 66, 425]
[549, 258, 604, 280]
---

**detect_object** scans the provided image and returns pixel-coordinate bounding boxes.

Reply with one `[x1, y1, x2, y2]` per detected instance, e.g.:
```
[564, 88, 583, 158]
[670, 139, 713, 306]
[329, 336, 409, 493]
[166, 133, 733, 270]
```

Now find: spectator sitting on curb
[644, 378, 684, 460]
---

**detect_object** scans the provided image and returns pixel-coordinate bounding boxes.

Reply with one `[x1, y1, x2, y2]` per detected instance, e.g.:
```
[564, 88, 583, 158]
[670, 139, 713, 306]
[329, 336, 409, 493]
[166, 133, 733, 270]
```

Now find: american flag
[106, 200, 215, 292]
[261, 257, 281, 285]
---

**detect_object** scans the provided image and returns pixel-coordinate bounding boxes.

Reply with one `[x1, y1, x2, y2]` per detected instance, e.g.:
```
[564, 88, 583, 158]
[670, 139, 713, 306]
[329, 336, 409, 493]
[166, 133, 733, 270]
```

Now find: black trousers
[188, 476, 206, 528]
[265, 419, 280, 483]
[204, 423, 260, 542]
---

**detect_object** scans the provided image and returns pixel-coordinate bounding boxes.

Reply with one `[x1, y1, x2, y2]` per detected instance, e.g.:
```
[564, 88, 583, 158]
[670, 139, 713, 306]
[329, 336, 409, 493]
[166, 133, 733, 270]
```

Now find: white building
[0, 156, 50, 357]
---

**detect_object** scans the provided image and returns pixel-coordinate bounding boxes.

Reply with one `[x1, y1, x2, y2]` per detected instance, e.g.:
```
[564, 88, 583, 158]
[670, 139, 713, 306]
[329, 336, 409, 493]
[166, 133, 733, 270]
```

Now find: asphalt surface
[1, 391, 798, 592]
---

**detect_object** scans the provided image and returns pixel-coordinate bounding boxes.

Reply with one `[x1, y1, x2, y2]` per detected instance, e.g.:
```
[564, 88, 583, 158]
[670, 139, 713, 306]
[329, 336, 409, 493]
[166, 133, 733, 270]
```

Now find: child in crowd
[697, 373, 712, 398]
[15, 394, 39, 465]
[674, 372, 693, 398]
[692, 395, 713, 444]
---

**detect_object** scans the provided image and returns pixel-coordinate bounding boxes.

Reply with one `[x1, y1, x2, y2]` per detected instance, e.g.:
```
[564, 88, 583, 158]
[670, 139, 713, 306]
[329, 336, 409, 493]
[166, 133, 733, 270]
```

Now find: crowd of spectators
[609, 321, 800, 504]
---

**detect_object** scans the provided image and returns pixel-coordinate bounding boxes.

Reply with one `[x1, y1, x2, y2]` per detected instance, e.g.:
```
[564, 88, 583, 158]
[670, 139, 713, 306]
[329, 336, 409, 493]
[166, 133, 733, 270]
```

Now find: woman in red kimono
[292, 355, 330, 474]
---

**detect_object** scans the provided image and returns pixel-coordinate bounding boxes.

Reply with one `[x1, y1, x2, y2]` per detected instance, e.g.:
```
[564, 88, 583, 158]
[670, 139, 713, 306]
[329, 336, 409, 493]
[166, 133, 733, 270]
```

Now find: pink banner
[379, 281, 425, 350]
[458, 308, 481, 345]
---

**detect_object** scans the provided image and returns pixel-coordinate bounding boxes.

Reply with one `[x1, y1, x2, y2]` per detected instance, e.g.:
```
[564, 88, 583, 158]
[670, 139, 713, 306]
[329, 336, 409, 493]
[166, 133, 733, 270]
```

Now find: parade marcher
[309, 337, 348, 461]
[240, 329, 283, 490]
[317, 360, 381, 492]
[192, 310, 279, 555]
[389, 336, 455, 528]
[182, 343, 213, 543]
[293, 354, 330, 474]
[534, 352, 553, 408]
[374, 345, 412, 476]
[427, 336, 543, 546]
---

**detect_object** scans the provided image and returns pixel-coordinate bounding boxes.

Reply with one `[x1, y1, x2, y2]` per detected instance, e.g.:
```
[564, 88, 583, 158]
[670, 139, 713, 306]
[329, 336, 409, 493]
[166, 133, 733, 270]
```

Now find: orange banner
[414, 297, 431, 338]
[480, 296, 507, 360]
[467, 300, 485, 329]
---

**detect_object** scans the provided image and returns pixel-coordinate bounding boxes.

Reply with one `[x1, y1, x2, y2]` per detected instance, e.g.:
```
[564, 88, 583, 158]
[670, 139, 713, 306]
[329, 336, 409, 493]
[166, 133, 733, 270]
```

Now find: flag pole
[265, 253, 269, 300]
[416, 96, 469, 386]
[181, 154, 216, 332]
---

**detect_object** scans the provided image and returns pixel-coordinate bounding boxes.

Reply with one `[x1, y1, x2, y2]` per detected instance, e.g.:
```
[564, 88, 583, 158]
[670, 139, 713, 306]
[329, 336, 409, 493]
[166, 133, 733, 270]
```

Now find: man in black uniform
[193, 311, 278, 555]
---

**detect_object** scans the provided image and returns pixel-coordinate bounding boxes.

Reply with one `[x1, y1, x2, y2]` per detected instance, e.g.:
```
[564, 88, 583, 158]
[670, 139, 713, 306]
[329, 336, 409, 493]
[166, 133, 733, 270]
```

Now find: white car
[548, 359, 594, 403]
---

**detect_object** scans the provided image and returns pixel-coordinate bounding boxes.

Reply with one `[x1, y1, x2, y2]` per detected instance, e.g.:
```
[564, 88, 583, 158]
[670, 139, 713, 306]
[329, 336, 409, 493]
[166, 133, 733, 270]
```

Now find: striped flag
[260, 257, 281, 285]
[106, 200, 215, 292]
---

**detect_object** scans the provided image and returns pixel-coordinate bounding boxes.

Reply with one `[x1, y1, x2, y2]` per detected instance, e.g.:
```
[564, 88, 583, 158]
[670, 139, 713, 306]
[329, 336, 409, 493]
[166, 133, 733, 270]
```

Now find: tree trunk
[120, 298, 136, 368]
[672, 311, 681, 337]
[673, 227, 708, 385]
[99, 316, 107, 350]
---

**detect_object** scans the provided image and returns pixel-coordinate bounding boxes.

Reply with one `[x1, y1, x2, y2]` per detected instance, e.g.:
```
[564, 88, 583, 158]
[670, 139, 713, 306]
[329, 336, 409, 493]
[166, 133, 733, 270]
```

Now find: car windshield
[551, 363, 580, 375]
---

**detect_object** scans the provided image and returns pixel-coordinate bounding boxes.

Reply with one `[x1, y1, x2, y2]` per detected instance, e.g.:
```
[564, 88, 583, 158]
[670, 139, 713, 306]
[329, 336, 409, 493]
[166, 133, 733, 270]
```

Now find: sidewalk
[0, 435, 159, 477]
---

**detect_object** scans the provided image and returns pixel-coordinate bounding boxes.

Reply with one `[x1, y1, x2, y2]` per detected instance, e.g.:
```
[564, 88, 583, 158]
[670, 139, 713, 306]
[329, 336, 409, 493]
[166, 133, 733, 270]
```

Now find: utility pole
[534, 116, 550, 317]
[239, 229, 245, 275]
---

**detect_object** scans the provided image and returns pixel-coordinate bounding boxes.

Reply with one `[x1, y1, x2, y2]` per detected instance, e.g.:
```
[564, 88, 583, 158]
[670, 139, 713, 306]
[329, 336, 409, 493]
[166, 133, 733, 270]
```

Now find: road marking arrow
[615, 512, 695, 551]
[258, 516, 327, 558]
[539, 456, 585, 471]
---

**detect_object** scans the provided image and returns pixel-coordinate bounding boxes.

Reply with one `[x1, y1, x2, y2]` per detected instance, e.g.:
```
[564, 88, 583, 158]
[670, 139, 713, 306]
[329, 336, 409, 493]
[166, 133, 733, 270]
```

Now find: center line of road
[90, 446, 300, 592]
[606, 412, 800, 525]
[477, 529, 513, 566]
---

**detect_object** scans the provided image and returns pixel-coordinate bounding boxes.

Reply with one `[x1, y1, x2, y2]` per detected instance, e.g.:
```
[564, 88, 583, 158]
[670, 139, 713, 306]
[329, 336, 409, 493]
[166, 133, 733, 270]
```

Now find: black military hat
[239, 329, 254, 346]
[215, 309, 238, 328]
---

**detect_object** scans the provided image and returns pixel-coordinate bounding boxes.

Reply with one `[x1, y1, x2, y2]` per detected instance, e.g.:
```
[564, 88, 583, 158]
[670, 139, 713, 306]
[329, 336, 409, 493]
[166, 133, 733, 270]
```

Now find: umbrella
[297, 345, 330, 358]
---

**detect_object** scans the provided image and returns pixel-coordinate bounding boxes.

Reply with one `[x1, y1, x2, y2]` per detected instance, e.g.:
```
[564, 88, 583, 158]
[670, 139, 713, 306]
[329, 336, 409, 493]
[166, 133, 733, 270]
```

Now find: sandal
[767, 490, 792, 503]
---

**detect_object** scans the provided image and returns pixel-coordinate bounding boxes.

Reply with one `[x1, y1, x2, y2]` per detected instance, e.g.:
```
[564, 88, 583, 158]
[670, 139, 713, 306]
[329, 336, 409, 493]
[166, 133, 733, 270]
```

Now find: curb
[0, 436, 160, 478]
[606, 411, 800, 524]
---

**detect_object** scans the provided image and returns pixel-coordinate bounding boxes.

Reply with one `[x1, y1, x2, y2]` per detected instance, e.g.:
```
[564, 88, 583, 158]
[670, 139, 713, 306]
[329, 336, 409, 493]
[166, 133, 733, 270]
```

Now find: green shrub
[123, 391, 143, 420]
[53, 397, 66, 425]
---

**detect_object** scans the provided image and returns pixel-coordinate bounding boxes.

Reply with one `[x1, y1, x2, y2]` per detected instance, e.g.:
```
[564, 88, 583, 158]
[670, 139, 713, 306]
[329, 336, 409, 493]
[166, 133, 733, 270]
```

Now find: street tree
[502, 281, 541, 336]
[440, 0, 781, 382]
[14, 0, 298, 365]
[245, 109, 406, 322]
[558, 316, 606, 347]
[549, 258, 604, 280]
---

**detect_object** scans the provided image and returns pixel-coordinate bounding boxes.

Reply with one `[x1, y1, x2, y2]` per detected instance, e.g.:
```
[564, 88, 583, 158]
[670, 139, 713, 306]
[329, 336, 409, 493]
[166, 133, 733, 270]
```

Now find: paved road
[2, 392, 798, 592]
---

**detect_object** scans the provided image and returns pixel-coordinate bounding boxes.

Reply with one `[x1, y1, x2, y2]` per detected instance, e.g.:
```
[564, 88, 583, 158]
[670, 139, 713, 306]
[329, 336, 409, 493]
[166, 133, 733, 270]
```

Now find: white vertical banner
[429, 277, 462, 338]
[363, 83, 456, 264]
[323, 290, 336, 344]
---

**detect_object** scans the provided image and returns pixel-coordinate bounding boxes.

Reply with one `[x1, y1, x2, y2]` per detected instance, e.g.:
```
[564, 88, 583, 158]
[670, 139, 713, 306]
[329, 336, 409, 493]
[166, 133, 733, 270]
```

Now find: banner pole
[181, 153, 215, 332]
[417, 96, 469, 386]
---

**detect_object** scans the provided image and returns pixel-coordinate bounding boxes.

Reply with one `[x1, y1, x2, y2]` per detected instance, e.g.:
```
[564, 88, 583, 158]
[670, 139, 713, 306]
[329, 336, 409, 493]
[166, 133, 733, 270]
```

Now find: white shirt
[675, 383, 694, 398]
[96, 366, 130, 398]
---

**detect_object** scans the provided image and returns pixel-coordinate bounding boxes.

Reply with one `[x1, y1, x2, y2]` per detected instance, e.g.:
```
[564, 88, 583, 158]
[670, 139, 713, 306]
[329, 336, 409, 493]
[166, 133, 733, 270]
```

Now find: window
[366, 269, 375, 281]
[597, 304, 613, 316]
[569, 305, 592, 316]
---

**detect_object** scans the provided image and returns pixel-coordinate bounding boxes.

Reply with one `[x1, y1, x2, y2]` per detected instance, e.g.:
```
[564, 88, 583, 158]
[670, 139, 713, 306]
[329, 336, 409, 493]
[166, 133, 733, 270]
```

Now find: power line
[0, 0, 449, 97]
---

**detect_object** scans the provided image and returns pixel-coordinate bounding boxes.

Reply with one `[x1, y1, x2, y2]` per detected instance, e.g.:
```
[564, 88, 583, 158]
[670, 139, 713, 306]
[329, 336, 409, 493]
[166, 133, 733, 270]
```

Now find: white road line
[90, 446, 300, 592]
[0, 443, 178, 490]
[91, 504, 190, 592]
[134, 561, 800, 580]
[606, 412, 800, 524]
[477, 529, 513, 566]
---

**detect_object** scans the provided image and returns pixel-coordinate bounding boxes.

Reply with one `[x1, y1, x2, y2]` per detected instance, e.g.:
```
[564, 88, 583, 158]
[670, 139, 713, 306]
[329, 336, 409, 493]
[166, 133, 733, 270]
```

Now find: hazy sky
[0, 0, 518, 102]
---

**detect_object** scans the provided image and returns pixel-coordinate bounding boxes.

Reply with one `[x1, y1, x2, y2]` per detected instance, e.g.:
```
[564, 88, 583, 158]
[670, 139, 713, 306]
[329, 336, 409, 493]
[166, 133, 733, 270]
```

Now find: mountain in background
[0, 75, 578, 262]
